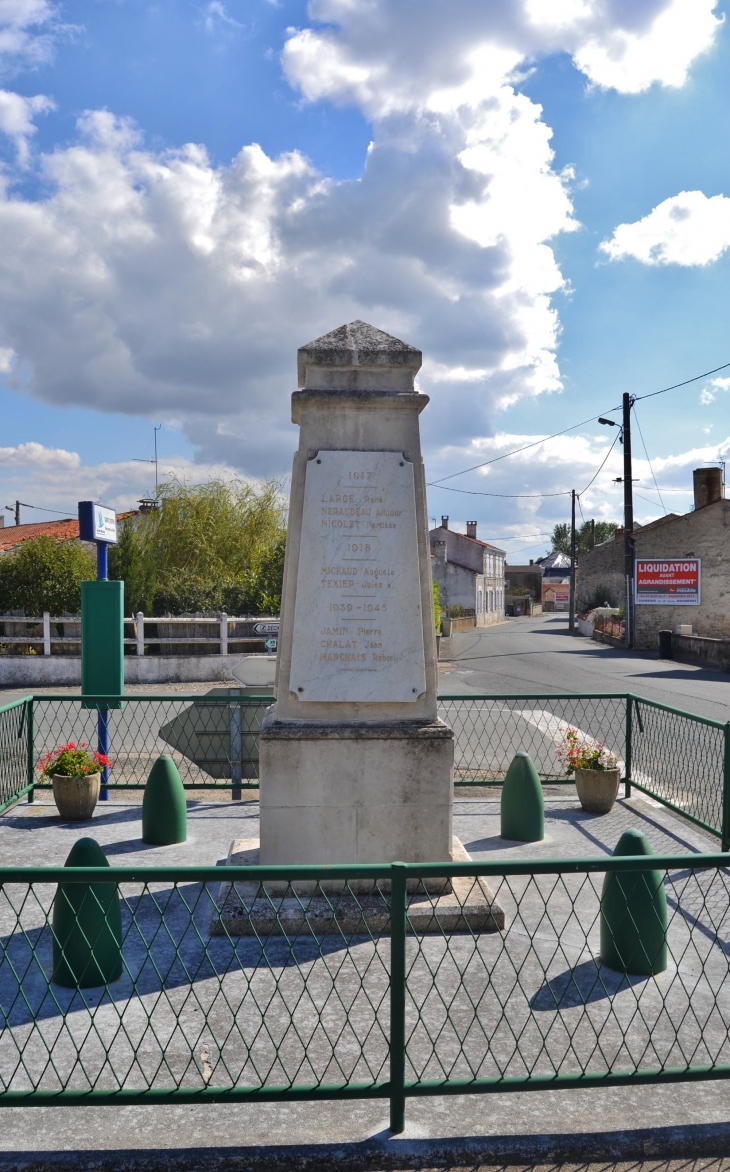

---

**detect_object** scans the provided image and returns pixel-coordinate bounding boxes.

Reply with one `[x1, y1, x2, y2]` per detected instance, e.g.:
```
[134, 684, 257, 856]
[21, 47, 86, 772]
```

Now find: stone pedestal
[259, 320, 454, 867]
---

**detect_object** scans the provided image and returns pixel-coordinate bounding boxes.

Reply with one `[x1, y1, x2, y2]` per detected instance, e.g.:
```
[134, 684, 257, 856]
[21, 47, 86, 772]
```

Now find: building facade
[429, 517, 505, 626]
[577, 468, 730, 650]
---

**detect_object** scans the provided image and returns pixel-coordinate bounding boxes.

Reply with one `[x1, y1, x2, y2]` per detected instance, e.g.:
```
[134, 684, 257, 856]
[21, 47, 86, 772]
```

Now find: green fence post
[722, 722, 730, 852]
[26, 698, 34, 804]
[624, 694, 632, 800]
[389, 861, 407, 1135]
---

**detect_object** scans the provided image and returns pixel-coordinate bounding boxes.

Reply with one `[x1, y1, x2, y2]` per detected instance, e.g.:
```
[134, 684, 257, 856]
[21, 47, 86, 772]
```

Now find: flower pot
[574, 767, 621, 815]
[51, 773, 101, 821]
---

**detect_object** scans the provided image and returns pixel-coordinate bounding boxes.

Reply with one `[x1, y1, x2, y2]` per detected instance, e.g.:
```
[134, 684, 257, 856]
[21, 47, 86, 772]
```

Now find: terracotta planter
[51, 772, 101, 821]
[574, 767, 621, 815]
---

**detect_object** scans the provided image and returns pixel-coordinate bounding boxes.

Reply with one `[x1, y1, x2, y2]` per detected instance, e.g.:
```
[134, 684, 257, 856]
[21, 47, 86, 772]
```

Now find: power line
[428, 356, 730, 486]
[426, 485, 570, 499]
[578, 431, 621, 496]
[632, 404, 667, 515]
[634, 360, 730, 402]
[428, 412, 607, 484]
[4, 501, 75, 519]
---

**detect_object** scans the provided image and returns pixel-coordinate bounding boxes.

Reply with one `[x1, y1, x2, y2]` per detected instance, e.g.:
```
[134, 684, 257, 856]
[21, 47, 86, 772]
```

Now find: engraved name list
[289, 449, 427, 703]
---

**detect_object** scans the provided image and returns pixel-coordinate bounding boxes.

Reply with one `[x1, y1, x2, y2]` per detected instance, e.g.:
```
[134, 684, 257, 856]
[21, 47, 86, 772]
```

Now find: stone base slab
[211, 837, 505, 936]
[258, 712, 454, 868]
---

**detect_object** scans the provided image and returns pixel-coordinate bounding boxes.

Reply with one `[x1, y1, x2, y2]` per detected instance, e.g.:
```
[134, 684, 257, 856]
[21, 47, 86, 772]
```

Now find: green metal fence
[0, 696, 32, 815]
[2, 691, 729, 845]
[1, 853, 729, 1129]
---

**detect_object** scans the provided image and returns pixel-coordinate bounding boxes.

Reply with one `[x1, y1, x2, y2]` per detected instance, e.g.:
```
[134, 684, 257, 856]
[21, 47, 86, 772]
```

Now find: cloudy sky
[0, 0, 729, 558]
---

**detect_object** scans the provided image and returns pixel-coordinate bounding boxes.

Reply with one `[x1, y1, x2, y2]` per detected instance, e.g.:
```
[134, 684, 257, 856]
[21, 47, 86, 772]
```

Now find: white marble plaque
[290, 450, 427, 703]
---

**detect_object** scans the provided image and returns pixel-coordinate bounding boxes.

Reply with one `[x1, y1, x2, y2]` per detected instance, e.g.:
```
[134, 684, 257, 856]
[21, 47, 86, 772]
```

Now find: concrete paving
[0, 792, 729, 1166]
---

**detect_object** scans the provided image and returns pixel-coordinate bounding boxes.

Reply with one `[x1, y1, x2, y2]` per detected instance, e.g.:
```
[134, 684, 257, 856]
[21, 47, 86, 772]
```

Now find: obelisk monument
[259, 321, 454, 865]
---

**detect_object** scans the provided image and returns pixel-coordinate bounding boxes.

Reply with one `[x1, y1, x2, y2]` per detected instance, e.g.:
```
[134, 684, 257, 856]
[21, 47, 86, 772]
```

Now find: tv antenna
[134, 424, 162, 487]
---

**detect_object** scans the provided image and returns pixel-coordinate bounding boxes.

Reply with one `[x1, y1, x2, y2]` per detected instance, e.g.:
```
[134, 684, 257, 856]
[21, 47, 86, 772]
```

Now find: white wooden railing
[0, 614, 280, 656]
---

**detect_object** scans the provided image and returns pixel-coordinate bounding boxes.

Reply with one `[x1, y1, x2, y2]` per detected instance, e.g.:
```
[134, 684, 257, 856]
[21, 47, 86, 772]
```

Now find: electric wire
[578, 430, 622, 497]
[426, 485, 570, 499]
[633, 360, 730, 402]
[632, 403, 667, 515]
[4, 502, 75, 518]
[427, 411, 607, 484]
[428, 357, 730, 486]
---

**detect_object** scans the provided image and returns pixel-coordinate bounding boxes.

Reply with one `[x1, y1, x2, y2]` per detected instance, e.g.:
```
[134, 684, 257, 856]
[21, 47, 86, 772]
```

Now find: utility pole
[569, 489, 576, 633]
[622, 392, 635, 649]
[14, 500, 19, 526]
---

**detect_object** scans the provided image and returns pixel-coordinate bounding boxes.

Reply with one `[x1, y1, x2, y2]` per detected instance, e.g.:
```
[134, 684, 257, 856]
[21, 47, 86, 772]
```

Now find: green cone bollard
[501, 752, 544, 842]
[600, 828, 667, 976]
[142, 754, 187, 846]
[52, 838, 123, 988]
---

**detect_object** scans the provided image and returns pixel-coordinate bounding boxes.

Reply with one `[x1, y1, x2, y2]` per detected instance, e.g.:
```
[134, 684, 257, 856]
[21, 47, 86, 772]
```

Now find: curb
[3, 1123, 730, 1171]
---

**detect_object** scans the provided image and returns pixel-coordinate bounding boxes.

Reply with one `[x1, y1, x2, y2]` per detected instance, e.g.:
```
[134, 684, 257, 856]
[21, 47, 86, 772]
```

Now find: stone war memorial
[217, 320, 502, 933]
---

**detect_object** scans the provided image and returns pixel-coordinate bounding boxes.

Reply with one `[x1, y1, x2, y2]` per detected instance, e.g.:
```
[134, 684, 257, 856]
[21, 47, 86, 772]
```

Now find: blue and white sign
[78, 501, 118, 544]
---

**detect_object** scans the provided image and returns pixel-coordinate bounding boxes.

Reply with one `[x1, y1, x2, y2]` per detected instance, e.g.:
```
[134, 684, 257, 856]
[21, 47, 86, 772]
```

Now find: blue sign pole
[96, 541, 109, 800]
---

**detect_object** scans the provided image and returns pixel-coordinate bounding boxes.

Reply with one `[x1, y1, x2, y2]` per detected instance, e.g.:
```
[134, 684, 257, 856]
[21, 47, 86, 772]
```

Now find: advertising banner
[635, 559, 700, 606]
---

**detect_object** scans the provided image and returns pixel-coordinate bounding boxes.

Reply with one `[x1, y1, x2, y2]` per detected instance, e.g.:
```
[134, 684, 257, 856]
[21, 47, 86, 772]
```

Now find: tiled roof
[0, 519, 79, 552]
[0, 513, 129, 553]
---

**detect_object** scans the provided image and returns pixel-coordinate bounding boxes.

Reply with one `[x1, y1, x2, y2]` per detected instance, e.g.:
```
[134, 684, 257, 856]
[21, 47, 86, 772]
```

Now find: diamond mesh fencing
[402, 857, 730, 1098]
[629, 697, 727, 840]
[438, 694, 627, 785]
[31, 695, 273, 793]
[0, 855, 729, 1122]
[24, 694, 730, 847]
[0, 698, 31, 813]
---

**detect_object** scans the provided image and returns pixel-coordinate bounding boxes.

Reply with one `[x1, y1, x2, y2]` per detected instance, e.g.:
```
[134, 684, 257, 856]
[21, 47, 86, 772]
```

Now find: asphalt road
[441, 614, 730, 723]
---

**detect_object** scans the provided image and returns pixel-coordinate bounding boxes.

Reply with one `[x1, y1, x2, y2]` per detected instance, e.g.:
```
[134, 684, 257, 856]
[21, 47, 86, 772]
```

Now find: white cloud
[568, 0, 721, 93]
[699, 376, 730, 405]
[600, 191, 730, 266]
[0, 0, 721, 490]
[0, 101, 576, 471]
[0, 0, 69, 74]
[0, 89, 53, 162]
[0, 442, 248, 514]
[282, 0, 721, 114]
[203, 2, 243, 35]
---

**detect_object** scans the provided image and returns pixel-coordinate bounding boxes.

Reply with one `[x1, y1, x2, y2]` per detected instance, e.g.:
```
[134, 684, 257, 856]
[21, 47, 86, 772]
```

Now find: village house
[577, 467, 730, 651]
[429, 517, 505, 626]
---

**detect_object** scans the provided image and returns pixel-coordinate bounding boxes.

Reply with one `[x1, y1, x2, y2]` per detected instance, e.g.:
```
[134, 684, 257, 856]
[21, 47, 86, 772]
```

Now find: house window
[477, 589, 483, 613]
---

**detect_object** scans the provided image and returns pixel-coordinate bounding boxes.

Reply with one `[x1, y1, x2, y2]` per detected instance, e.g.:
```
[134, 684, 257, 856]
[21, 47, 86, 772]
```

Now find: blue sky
[0, 0, 729, 559]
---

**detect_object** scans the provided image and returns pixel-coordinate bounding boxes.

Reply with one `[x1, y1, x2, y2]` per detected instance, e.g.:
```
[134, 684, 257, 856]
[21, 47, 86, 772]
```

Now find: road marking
[514, 709, 663, 804]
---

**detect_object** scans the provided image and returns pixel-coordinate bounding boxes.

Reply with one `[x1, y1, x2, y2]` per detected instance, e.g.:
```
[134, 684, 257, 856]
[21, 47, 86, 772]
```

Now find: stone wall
[669, 633, 730, 670]
[633, 499, 730, 650]
[577, 498, 730, 651]
[0, 654, 246, 687]
[576, 540, 625, 613]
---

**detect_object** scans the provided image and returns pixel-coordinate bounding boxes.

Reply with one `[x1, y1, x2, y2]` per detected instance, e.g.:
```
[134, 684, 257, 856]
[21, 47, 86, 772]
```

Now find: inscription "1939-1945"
[289, 450, 427, 703]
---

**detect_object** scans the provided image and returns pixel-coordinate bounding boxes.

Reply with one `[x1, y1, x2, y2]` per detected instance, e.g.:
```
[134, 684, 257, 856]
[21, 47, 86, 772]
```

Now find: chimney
[529, 559, 533, 565]
[466, 521, 477, 539]
[693, 467, 723, 510]
[441, 516, 449, 529]
[0, 516, 4, 528]
[433, 539, 448, 562]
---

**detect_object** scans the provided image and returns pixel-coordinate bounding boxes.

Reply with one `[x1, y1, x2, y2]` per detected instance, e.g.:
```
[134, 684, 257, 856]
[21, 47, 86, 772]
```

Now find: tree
[109, 477, 288, 616]
[549, 520, 619, 557]
[0, 537, 95, 615]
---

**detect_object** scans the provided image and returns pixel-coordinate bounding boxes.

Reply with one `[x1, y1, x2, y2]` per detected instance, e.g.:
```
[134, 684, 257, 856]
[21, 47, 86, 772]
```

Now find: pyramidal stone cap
[297, 320, 422, 393]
